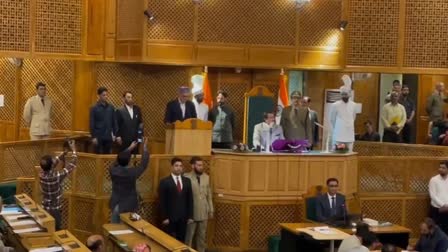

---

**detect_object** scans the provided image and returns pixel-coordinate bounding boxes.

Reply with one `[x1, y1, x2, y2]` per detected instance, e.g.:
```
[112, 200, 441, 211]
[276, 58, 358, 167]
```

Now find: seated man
[252, 111, 284, 150]
[86, 235, 104, 252]
[316, 178, 347, 223]
[357, 120, 380, 142]
[408, 218, 448, 252]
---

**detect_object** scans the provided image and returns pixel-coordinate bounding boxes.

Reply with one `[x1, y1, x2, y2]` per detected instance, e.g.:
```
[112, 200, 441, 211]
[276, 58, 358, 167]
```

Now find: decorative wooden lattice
[407, 160, 437, 194]
[213, 202, 241, 247]
[248, 204, 301, 249]
[405, 198, 430, 238]
[117, 0, 143, 40]
[0, 0, 30, 52]
[21, 59, 74, 130]
[404, 0, 448, 68]
[218, 82, 251, 142]
[3, 145, 41, 180]
[0, 59, 16, 121]
[75, 157, 97, 195]
[360, 199, 403, 225]
[298, 0, 342, 48]
[354, 141, 448, 156]
[198, 0, 295, 46]
[137, 200, 158, 225]
[60, 196, 70, 229]
[347, 0, 400, 66]
[146, 0, 194, 41]
[35, 0, 82, 54]
[71, 197, 95, 232]
[102, 159, 114, 195]
[96, 63, 189, 140]
[358, 159, 405, 193]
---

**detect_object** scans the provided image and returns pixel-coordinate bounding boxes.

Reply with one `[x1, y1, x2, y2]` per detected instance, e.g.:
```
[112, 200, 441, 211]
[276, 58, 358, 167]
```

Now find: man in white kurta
[193, 92, 209, 121]
[330, 77, 357, 152]
[253, 112, 284, 151]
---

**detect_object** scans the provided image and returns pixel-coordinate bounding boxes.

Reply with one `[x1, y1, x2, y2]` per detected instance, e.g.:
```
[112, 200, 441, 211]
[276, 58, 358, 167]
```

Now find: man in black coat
[109, 139, 150, 223]
[116, 91, 143, 153]
[159, 157, 194, 242]
[316, 178, 347, 223]
[90, 87, 117, 154]
[164, 86, 197, 124]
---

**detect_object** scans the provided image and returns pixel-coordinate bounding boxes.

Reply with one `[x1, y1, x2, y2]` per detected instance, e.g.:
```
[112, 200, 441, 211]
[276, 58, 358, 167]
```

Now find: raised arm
[58, 140, 78, 181]
[133, 139, 150, 178]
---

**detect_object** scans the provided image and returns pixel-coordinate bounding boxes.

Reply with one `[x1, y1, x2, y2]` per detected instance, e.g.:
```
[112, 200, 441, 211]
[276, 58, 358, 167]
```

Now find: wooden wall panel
[0, 59, 17, 122]
[146, 0, 194, 41]
[0, 0, 30, 52]
[20, 59, 74, 130]
[404, 0, 448, 68]
[117, 0, 143, 40]
[347, 0, 400, 66]
[86, 0, 105, 55]
[197, 0, 296, 46]
[35, 0, 83, 54]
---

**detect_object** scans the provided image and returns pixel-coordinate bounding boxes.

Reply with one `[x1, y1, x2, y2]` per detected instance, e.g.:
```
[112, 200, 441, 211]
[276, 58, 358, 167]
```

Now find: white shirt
[194, 100, 209, 121]
[330, 100, 357, 143]
[171, 173, 183, 190]
[328, 193, 336, 208]
[252, 122, 284, 149]
[125, 104, 133, 119]
[338, 235, 361, 252]
[429, 174, 448, 208]
[179, 99, 186, 118]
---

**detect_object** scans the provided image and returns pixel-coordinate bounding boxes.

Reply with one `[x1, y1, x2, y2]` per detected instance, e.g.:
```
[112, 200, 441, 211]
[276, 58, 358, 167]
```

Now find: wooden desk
[14, 193, 55, 233]
[103, 213, 195, 252]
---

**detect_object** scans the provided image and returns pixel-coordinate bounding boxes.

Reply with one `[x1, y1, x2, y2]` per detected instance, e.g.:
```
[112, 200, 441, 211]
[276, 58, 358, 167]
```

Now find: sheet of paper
[312, 226, 336, 235]
[30, 247, 63, 252]
[109, 230, 134, 235]
[0, 210, 23, 215]
[0, 95, 4, 107]
[355, 103, 362, 114]
[5, 214, 29, 220]
[10, 220, 36, 227]
[13, 227, 41, 234]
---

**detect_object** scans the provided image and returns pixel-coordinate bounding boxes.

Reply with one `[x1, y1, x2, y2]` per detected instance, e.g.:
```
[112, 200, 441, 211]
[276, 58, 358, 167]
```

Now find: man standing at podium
[209, 91, 235, 149]
[159, 158, 194, 242]
[23, 82, 52, 140]
[316, 178, 347, 223]
[280, 91, 312, 142]
[115, 91, 143, 153]
[253, 112, 284, 151]
[164, 86, 197, 124]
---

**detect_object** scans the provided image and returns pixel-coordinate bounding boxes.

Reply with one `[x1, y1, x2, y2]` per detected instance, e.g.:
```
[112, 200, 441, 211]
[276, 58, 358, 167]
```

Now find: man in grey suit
[280, 91, 312, 142]
[316, 178, 347, 223]
[302, 96, 319, 148]
[252, 111, 284, 150]
[184, 157, 213, 252]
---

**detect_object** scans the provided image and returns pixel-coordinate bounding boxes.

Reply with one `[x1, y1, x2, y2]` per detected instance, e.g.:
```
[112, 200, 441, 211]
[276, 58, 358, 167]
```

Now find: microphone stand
[315, 122, 331, 153]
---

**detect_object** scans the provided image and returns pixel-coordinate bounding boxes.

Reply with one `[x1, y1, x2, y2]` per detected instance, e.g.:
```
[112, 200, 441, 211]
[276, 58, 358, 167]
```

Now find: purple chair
[271, 139, 311, 153]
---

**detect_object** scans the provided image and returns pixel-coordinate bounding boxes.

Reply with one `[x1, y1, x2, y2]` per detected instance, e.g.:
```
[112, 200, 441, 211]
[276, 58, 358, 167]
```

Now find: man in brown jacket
[280, 91, 312, 142]
[184, 157, 213, 252]
[23, 82, 52, 140]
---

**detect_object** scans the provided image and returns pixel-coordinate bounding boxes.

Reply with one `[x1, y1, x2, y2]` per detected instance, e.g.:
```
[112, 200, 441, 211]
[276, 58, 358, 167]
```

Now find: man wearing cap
[330, 75, 357, 152]
[194, 92, 209, 121]
[164, 86, 197, 124]
[280, 91, 313, 143]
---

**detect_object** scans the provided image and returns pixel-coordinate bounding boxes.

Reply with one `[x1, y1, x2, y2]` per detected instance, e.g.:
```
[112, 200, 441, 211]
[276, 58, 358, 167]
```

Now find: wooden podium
[165, 119, 212, 155]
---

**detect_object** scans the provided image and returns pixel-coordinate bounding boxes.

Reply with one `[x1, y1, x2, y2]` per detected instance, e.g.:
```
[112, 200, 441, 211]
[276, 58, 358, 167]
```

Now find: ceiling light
[339, 21, 348, 31]
[143, 9, 155, 21]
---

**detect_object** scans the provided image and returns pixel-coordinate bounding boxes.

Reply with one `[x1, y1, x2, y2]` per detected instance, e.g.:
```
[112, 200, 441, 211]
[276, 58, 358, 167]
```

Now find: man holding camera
[39, 139, 77, 230]
[115, 91, 143, 153]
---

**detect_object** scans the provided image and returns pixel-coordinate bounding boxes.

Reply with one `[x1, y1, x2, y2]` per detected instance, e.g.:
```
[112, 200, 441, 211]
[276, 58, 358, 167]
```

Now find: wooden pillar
[72, 61, 96, 131]
[13, 65, 22, 141]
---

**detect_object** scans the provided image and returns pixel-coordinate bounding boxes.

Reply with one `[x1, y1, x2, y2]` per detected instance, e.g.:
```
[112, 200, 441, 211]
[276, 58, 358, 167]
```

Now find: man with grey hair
[381, 91, 406, 143]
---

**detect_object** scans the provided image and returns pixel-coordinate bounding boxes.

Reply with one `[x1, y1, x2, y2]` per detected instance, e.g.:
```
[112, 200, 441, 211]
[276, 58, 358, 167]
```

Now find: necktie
[41, 99, 45, 106]
[176, 177, 182, 192]
[331, 197, 336, 216]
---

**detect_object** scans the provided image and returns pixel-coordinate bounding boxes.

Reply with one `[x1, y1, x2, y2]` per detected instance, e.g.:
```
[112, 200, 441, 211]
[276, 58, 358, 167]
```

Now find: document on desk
[13, 227, 41, 234]
[30, 246, 63, 252]
[10, 220, 36, 227]
[109, 230, 134, 235]
[312, 226, 336, 235]
[5, 214, 29, 220]
[1, 207, 23, 215]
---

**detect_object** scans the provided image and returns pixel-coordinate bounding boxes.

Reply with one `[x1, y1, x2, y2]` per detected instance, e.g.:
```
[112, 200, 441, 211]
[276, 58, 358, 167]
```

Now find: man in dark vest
[116, 91, 143, 153]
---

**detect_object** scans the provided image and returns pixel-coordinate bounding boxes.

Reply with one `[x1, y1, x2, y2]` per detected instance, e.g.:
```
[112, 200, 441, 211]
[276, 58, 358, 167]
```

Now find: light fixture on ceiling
[339, 20, 348, 31]
[295, 0, 310, 9]
[143, 9, 155, 21]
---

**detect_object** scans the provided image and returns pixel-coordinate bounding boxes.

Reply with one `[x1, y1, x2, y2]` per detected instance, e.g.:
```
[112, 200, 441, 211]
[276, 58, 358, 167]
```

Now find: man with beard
[381, 91, 406, 143]
[193, 91, 209, 121]
[330, 75, 357, 152]
[184, 157, 213, 252]
[116, 91, 143, 153]
[209, 91, 235, 149]
[280, 91, 312, 143]
[399, 85, 415, 143]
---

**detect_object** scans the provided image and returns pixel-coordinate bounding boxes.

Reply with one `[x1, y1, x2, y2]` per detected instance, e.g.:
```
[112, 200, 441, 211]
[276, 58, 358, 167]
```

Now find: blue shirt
[90, 102, 116, 140]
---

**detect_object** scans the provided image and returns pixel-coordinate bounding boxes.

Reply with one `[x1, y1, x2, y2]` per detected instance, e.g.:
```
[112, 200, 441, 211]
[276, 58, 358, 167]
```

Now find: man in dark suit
[116, 91, 143, 153]
[164, 86, 197, 124]
[90, 87, 117, 154]
[109, 139, 150, 223]
[159, 157, 194, 242]
[302, 96, 319, 148]
[316, 178, 347, 223]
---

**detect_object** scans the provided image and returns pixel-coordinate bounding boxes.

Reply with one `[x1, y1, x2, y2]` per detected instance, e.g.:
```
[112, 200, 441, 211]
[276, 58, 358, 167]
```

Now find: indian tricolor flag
[276, 69, 289, 124]
[202, 66, 213, 109]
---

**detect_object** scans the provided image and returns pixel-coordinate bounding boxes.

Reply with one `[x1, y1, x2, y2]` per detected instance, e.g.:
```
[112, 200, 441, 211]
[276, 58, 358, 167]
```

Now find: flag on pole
[276, 69, 289, 124]
[202, 66, 213, 109]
